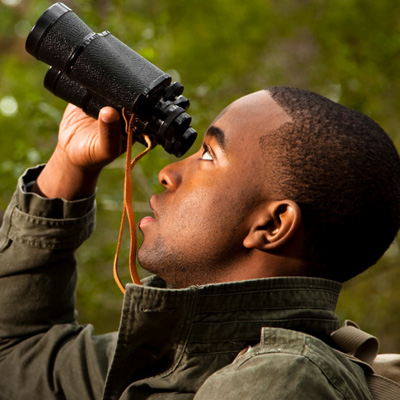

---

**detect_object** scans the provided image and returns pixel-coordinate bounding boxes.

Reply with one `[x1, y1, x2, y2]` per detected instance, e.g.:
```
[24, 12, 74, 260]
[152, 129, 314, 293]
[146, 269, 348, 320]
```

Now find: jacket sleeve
[0, 166, 117, 400]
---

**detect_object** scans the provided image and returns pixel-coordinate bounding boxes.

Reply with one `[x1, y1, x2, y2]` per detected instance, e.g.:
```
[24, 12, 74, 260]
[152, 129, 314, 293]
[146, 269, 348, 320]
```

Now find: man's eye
[201, 149, 213, 160]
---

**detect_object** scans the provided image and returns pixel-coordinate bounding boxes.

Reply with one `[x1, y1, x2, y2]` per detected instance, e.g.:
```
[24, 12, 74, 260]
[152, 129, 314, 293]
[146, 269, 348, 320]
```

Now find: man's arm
[0, 104, 123, 335]
[0, 105, 123, 399]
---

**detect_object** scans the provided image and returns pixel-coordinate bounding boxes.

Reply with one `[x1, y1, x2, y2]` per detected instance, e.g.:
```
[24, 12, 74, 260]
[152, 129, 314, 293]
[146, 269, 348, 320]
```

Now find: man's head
[261, 86, 400, 282]
[138, 88, 400, 286]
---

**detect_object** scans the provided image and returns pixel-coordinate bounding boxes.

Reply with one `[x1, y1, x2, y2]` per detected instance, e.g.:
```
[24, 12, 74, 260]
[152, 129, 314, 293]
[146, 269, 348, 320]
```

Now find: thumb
[97, 107, 123, 161]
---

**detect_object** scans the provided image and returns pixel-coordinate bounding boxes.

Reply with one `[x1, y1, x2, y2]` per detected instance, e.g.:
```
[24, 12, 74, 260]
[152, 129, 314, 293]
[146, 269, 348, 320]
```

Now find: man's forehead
[205, 91, 291, 148]
[210, 103, 231, 126]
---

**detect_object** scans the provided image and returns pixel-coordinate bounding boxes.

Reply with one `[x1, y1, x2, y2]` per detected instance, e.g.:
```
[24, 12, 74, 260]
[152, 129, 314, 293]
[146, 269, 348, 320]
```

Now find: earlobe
[243, 200, 302, 251]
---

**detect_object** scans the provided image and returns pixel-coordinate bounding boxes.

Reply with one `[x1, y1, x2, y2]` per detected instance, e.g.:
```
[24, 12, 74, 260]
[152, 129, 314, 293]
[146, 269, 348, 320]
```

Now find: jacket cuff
[18, 165, 96, 219]
[0, 166, 96, 251]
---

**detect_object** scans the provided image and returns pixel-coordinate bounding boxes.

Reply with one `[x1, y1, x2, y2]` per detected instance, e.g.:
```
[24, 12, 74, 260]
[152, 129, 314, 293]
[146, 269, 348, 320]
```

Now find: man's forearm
[0, 166, 96, 337]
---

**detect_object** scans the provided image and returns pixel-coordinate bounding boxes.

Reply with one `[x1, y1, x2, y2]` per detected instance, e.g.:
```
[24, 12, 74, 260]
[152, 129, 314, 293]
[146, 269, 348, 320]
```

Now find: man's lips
[139, 196, 158, 229]
[139, 216, 156, 229]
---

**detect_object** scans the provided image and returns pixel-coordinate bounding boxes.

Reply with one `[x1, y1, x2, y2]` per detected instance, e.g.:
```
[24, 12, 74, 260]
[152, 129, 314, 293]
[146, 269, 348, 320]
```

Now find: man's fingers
[99, 107, 120, 124]
[98, 107, 122, 160]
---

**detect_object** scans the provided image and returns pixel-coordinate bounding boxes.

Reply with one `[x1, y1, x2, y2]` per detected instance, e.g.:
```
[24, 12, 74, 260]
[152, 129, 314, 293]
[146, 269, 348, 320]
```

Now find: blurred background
[1, 0, 399, 351]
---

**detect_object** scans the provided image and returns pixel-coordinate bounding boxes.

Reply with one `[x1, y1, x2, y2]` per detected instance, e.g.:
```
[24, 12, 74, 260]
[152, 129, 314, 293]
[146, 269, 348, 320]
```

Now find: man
[0, 87, 399, 399]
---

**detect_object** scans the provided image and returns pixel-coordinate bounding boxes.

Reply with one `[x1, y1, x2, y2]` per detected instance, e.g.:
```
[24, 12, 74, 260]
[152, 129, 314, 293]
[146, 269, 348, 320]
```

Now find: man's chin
[137, 246, 157, 275]
[136, 247, 147, 270]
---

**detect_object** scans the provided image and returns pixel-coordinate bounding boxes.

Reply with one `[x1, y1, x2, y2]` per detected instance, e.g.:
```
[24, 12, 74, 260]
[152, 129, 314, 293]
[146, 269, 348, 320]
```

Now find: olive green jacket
[0, 167, 372, 399]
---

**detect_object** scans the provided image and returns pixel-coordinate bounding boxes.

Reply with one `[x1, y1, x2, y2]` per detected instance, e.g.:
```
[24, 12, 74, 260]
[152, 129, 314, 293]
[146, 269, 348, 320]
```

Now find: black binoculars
[25, 2, 197, 157]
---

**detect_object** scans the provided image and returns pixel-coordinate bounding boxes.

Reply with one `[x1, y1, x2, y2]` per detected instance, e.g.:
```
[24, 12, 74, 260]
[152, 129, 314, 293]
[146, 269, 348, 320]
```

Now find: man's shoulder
[194, 327, 373, 400]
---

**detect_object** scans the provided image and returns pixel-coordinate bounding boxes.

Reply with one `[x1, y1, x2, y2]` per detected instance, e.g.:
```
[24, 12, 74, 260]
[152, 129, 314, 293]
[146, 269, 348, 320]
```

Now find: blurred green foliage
[1, 0, 399, 351]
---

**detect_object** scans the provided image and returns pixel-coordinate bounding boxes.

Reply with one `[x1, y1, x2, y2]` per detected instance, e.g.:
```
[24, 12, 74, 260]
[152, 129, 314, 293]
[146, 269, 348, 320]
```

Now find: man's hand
[33, 105, 124, 200]
[57, 104, 124, 169]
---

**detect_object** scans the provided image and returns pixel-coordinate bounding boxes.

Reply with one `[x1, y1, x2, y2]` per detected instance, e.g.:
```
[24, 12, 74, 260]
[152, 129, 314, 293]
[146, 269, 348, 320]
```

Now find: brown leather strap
[113, 111, 152, 293]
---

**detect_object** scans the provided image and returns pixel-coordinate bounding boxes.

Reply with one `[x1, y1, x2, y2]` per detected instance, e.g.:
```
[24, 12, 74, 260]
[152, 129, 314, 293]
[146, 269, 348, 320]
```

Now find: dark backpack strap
[331, 320, 400, 400]
[366, 374, 400, 400]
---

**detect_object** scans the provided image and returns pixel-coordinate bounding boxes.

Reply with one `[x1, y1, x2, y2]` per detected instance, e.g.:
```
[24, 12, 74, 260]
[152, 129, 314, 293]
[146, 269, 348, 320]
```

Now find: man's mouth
[139, 216, 156, 229]
[138, 196, 157, 229]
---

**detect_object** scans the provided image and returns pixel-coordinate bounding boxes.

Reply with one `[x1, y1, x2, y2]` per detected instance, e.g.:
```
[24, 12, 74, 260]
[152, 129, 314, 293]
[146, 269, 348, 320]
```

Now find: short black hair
[261, 86, 400, 281]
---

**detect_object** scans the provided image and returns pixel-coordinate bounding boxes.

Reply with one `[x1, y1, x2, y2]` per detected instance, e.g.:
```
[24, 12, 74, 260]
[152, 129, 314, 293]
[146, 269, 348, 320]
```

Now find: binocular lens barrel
[26, 2, 197, 157]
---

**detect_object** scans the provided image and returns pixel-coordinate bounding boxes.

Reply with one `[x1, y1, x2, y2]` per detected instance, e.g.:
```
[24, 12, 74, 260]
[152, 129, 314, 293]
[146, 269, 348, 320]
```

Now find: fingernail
[100, 108, 119, 123]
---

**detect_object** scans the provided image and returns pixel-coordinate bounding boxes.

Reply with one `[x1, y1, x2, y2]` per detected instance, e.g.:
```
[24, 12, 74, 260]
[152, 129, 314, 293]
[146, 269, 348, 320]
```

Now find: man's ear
[243, 200, 302, 251]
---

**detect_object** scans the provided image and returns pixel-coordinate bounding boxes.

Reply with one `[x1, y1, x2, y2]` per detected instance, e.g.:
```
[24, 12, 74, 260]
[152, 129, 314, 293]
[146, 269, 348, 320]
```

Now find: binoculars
[25, 2, 197, 157]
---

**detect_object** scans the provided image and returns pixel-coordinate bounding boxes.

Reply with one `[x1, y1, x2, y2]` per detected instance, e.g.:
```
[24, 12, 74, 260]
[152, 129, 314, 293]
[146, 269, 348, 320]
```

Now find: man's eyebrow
[205, 126, 226, 150]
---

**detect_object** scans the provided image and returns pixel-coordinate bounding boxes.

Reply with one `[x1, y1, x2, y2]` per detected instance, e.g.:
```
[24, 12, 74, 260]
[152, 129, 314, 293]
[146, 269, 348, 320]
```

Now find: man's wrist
[18, 165, 96, 219]
[32, 150, 101, 201]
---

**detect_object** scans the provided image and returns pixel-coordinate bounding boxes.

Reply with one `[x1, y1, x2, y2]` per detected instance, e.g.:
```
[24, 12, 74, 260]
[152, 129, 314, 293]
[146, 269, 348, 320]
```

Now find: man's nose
[158, 159, 184, 190]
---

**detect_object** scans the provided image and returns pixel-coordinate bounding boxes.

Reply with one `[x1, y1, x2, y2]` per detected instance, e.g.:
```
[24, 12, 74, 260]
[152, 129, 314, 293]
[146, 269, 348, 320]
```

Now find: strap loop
[331, 320, 379, 365]
[113, 110, 152, 293]
[331, 321, 400, 400]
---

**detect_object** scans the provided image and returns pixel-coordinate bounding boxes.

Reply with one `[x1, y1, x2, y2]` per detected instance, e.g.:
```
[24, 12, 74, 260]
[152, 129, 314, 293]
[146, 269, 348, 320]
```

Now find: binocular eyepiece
[26, 2, 197, 157]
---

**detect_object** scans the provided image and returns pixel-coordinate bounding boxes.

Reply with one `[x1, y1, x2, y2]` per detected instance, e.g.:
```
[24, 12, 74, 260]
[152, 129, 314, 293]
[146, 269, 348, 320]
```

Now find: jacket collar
[103, 276, 341, 399]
